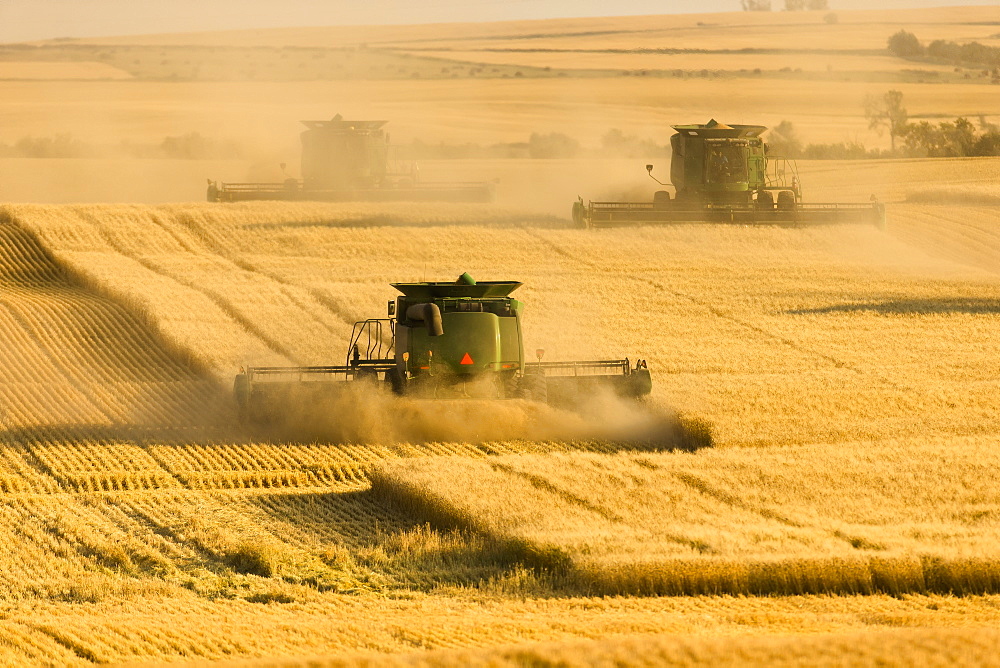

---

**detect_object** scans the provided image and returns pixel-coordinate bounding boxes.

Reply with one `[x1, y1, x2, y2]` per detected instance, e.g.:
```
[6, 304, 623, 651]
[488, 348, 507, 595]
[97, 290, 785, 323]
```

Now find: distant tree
[946, 117, 978, 156]
[928, 39, 1000, 67]
[800, 140, 873, 160]
[784, 0, 805, 10]
[13, 134, 90, 159]
[928, 39, 961, 62]
[901, 121, 940, 157]
[741, 0, 772, 10]
[902, 117, 976, 157]
[808, 0, 829, 8]
[864, 90, 908, 152]
[887, 30, 924, 57]
[973, 131, 1000, 156]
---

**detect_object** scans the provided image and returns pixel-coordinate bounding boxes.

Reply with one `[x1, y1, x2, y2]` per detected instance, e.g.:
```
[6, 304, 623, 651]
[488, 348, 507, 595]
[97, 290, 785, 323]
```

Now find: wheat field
[8, 187, 1000, 447]
[0, 172, 998, 661]
[2, 5, 1000, 665]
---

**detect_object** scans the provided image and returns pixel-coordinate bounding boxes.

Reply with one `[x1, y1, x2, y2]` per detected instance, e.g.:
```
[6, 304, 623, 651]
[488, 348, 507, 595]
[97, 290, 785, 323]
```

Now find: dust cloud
[257, 381, 701, 450]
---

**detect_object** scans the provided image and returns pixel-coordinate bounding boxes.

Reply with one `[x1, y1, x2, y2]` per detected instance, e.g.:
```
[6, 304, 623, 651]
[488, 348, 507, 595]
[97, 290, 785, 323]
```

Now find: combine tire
[777, 191, 796, 211]
[387, 368, 407, 395]
[755, 191, 774, 211]
[653, 190, 671, 210]
[519, 374, 548, 403]
[233, 373, 250, 423]
[874, 202, 887, 232]
[571, 200, 588, 228]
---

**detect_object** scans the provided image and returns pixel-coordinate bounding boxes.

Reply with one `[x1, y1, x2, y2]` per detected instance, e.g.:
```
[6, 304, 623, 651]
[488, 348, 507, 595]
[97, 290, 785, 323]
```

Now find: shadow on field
[249, 488, 543, 591]
[787, 297, 1000, 316]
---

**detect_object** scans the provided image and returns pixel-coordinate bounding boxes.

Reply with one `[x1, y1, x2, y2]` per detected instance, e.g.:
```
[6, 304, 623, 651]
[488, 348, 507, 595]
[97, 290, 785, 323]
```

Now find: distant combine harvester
[573, 119, 885, 230]
[208, 114, 495, 203]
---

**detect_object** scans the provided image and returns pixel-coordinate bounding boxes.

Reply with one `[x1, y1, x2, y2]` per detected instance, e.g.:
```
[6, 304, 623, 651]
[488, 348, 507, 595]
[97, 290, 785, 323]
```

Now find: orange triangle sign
[459, 352, 474, 365]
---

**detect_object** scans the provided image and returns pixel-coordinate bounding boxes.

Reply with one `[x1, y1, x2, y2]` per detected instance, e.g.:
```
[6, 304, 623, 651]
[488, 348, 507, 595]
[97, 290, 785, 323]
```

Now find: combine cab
[573, 120, 885, 229]
[234, 274, 651, 423]
[209, 115, 495, 203]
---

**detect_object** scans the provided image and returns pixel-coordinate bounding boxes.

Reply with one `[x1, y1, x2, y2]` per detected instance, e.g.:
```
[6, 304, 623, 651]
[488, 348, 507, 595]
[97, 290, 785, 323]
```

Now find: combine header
[208, 115, 495, 203]
[572, 120, 885, 229]
[234, 273, 651, 422]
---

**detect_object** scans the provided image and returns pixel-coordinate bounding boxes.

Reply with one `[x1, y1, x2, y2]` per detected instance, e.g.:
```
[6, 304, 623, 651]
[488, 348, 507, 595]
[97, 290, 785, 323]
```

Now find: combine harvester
[208, 114, 494, 203]
[572, 120, 885, 230]
[234, 273, 651, 422]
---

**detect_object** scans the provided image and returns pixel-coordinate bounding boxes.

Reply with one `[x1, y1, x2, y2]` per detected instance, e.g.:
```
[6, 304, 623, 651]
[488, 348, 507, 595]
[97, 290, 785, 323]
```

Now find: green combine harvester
[572, 119, 885, 229]
[234, 274, 651, 422]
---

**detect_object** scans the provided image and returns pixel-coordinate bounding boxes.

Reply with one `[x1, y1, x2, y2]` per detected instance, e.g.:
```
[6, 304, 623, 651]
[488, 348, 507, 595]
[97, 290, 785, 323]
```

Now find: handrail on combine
[764, 155, 800, 195]
[347, 319, 395, 366]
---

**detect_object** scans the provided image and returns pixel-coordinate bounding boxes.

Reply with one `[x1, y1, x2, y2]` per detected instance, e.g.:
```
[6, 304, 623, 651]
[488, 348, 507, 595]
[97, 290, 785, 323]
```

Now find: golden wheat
[196, 628, 1000, 667]
[0, 9, 998, 662]
[3, 592, 1000, 664]
[373, 438, 1000, 596]
[10, 194, 1000, 447]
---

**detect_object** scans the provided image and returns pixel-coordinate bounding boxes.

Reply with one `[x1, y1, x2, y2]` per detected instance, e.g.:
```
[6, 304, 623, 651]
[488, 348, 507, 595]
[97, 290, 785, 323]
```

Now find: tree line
[864, 90, 1000, 157]
[767, 91, 1000, 160]
[888, 30, 1000, 70]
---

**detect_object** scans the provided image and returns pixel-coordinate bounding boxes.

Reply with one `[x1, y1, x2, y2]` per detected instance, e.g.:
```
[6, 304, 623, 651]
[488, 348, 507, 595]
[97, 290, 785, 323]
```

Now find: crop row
[3, 590, 1000, 665]
[0, 216, 221, 433]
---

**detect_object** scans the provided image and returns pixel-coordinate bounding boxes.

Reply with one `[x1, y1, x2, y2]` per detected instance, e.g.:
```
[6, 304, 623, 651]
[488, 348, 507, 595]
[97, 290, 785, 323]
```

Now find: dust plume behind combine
[258, 381, 705, 450]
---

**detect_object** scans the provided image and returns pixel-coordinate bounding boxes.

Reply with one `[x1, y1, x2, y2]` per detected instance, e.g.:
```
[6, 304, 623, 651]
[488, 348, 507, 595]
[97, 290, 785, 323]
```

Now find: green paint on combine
[234, 274, 651, 423]
[573, 119, 886, 229]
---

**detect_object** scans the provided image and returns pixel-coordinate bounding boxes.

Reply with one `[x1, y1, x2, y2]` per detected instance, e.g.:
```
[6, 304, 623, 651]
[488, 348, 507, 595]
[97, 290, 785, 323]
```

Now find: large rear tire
[755, 190, 774, 211]
[520, 374, 548, 403]
[777, 190, 796, 211]
[571, 200, 588, 228]
[874, 202, 887, 232]
[233, 373, 250, 423]
[653, 190, 671, 210]
[386, 368, 407, 396]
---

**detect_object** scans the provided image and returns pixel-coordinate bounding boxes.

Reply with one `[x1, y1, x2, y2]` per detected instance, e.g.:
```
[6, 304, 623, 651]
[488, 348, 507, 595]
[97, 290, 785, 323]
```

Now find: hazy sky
[0, 0, 994, 43]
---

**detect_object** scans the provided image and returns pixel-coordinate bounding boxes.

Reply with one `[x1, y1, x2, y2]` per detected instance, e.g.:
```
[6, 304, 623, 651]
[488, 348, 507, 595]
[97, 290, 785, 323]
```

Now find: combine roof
[301, 114, 387, 133]
[392, 280, 522, 299]
[672, 119, 768, 139]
